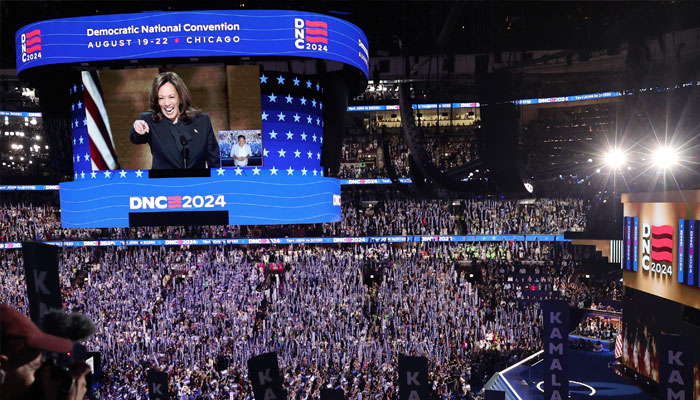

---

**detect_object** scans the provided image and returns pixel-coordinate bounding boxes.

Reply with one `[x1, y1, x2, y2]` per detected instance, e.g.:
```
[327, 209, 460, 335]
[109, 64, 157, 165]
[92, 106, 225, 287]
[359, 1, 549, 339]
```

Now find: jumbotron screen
[61, 65, 340, 228]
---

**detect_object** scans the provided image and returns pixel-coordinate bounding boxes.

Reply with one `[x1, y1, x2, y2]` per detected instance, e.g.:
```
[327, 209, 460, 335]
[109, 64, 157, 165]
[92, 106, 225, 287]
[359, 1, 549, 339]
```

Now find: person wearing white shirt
[229, 135, 252, 166]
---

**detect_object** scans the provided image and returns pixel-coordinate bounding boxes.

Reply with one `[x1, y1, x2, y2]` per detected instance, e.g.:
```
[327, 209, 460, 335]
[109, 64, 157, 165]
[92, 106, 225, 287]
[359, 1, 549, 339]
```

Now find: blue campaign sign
[15, 10, 369, 77]
[59, 174, 341, 228]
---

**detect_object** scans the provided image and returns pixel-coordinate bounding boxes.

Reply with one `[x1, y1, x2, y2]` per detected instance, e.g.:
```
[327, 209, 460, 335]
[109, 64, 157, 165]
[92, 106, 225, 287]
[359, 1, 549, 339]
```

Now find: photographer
[0, 305, 90, 400]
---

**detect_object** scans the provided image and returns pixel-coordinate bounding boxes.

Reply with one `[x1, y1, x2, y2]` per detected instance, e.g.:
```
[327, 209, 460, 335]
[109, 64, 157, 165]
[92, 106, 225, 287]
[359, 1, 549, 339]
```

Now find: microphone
[180, 135, 190, 169]
[41, 309, 96, 342]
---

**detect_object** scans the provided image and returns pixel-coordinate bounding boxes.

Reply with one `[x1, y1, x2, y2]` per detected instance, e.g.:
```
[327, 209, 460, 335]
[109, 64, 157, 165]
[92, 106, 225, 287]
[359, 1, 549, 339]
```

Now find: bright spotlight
[604, 149, 626, 169]
[652, 147, 679, 170]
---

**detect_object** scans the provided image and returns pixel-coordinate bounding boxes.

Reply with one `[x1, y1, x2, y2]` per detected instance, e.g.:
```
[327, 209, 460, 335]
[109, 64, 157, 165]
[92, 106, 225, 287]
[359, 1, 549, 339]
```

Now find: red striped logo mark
[651, 224, 673, 263]
[23, 29, 42, 54]
[167, 196, 182, 208]
[305, 20, 328, 44]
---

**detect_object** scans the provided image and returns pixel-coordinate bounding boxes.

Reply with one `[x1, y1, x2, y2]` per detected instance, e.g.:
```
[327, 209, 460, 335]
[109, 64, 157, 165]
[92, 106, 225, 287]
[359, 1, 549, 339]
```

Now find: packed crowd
[0, 239, 611, 399]
[574, 315, 620, 340]
[0, 191, 588, 242]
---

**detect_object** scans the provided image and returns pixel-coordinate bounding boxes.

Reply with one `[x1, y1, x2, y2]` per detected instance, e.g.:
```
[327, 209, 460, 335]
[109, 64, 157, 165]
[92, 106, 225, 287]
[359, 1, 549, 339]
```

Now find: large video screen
[622, 192, 700, 310]
[60, 67, 341, 228]
[79, 65, 262, 170]
[622, 288, 700, 398]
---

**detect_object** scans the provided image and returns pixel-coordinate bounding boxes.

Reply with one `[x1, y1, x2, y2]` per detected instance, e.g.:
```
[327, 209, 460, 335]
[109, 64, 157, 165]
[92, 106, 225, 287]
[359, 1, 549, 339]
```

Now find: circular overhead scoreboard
[15, 9, 369, 78]
[15, 10, 369, 229]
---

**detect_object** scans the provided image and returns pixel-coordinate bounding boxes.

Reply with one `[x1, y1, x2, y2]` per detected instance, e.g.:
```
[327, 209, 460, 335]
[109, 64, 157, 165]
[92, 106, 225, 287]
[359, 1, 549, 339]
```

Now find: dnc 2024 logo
[641, 223, 673, 275]
[294, 18, 328, 52]
[20, 29, 42, 63]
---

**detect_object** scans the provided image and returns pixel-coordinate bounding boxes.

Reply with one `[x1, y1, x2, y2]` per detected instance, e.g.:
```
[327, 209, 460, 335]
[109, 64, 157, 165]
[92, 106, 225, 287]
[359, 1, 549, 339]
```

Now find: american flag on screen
[69, 72, 119, 179]
[614, 330, 623, 359]
[255, 72, 324, 177]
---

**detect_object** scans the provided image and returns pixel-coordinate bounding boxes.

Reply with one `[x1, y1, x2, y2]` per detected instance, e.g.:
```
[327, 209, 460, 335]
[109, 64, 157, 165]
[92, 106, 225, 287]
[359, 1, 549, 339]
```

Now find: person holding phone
[130, 71, 220, 169]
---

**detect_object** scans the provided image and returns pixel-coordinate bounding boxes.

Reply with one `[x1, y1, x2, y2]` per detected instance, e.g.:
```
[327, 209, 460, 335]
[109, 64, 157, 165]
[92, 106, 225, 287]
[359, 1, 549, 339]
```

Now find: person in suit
[130, 71, 220, 169]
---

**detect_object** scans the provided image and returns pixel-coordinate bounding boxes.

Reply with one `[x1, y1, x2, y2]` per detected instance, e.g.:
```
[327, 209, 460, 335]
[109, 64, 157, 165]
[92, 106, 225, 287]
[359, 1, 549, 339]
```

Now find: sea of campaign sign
[58, 174, 341, 228]
[15, 10, 369, 77]
[0, 234, 570, 249]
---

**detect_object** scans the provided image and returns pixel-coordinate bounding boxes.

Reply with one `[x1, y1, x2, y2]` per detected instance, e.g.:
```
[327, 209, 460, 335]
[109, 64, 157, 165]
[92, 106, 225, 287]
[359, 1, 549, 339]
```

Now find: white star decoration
[268, 93, 277, 102]
[235, 167, 243, 175]
[312, 134, 317, 142]
[119, 170, 127, 178]
[90, 171, 97, 179]
[260, 74, 268, 84]
[217, 167, 225, 176]
[77, 100, 83, 109]
[294, 149, 301, 158]
[312, 169, 318, 176]
[253, 166, 261, 175]
[263, 149, 270, 157]
[278, 148, 286, 158]
[306, 115, 313, 124]
[286, 131, 294, 140]
[135, 170, 144, 178]
[307, 151, 313, 159]
[261, 111, 269, 121]
[293, 77, 300, 86]
[300, 97, 307, 105]
[285, 94, 293, 103]
[277, 112, 286, 121]
[301, 133, 307, 141]
[80, 171, 85, 179]
[270, 166, 278, 175]
[103, 170, 112, 178]
[79, 136, 84, 144]
[317, 152, 321, 160]
[293, 113, 301, 122]
[84, 153, 90, 162]
[312, 99, 317, 107]
[277, 75, 285, 84]
[306, 80, 312, 88]
[287, 166, 294, 175]
[301, 167, 308, 176]
[269, 130, 278, 139]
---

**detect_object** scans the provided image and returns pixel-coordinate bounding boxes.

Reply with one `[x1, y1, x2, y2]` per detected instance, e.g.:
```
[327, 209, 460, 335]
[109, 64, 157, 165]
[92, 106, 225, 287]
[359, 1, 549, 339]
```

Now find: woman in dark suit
[130, 71, 220, 169]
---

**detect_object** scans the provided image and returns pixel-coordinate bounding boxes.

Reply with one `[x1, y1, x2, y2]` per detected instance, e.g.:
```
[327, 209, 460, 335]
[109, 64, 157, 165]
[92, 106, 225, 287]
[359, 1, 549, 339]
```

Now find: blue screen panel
[59, 174, 341, 228]
[679, 219, 685, 284]
[15, 10, 369, 77]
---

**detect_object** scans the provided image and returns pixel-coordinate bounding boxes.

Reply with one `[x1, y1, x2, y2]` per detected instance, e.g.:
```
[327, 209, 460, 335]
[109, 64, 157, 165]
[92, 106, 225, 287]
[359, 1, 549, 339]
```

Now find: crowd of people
[0, 191, 588, 242]
[0, 238, 618, 399]
[574, 315, 620, 340]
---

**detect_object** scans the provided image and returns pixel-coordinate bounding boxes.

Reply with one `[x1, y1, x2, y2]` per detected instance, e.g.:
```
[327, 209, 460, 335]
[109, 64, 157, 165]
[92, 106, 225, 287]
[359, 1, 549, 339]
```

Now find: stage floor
[502, 349, 654, 399]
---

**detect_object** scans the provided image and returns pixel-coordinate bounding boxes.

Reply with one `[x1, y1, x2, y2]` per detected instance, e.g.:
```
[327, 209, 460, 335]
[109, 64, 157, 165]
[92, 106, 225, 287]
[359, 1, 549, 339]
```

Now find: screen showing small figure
[219, 130, 263, 167]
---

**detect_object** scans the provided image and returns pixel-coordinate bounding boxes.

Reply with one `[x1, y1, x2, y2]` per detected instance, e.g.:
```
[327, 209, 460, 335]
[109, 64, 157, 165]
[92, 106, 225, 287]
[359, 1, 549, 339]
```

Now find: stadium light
[603, 149, 626, 169]
[651, 146, 679, 170]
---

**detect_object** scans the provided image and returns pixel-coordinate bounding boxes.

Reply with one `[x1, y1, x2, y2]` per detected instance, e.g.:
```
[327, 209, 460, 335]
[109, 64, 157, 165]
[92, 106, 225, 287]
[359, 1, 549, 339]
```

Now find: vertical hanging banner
[247, 352, 285, 400]
[542, 300, 569, 400]
[484, 389, 506, 400]
[657, 334, 694, 400]
[398, 354, 429, 400]
[146, 369, 169, 400]
[22, 242, 63, 327]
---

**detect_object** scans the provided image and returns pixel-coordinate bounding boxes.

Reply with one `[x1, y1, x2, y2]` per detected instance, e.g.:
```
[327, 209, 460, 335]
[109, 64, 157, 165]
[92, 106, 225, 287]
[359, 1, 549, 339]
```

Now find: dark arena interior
[1, 1, 700, 399]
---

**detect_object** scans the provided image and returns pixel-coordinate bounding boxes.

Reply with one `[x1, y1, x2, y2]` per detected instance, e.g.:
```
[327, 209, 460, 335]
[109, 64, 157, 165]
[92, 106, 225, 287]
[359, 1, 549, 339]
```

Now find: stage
[498, 349, 653, 399]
